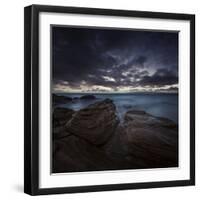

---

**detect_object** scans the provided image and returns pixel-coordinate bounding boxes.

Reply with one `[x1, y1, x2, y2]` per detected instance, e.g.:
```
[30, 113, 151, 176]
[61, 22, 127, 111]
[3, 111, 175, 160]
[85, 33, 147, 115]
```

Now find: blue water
[55, 93, 178, 123]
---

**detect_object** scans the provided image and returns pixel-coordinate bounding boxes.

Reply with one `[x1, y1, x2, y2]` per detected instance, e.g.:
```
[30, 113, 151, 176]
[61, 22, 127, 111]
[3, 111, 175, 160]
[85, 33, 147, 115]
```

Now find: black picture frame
[24, 4, 195, 195]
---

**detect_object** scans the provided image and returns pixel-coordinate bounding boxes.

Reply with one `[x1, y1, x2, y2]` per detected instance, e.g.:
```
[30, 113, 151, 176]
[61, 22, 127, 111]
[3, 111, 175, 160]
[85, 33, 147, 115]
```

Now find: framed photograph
[24, 4, 195, 195]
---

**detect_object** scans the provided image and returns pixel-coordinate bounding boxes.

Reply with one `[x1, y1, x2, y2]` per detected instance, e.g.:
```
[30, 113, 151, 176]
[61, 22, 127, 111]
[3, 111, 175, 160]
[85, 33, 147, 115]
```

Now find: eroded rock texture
[122, 110, 178, 168]
[65, 99, 119, 146]
[53, 107, 74, 139]
[52, 99, 178, 173]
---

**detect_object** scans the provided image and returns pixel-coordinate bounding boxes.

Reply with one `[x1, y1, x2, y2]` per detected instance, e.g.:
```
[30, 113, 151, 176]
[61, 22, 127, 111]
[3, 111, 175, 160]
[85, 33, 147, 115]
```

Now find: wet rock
[124, 110, 177, 129]
[52, 135, 118, 173]
[122, 110, 178, 168]
[52, 102, 178, 173]
[65, 99, 119, 146]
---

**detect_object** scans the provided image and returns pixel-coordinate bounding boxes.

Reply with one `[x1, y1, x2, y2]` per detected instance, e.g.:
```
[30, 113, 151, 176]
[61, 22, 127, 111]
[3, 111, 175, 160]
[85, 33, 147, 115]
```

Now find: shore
[52, 94, 178, 173]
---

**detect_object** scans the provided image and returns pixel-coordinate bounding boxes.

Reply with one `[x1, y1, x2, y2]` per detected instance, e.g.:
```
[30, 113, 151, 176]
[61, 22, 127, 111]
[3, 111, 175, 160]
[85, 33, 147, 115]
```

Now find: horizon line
[53, 91, 178, 94]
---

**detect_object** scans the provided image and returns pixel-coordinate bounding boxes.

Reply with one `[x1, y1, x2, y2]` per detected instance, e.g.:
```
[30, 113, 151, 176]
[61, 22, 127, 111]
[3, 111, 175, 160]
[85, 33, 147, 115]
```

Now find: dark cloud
[139, 68, 178, 86]
[128, 55, 148, 68]
[52, 26, 178, 92]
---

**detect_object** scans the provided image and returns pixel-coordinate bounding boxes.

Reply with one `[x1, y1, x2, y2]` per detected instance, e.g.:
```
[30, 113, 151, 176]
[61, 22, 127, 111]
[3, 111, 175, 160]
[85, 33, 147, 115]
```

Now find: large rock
[124, 110, 177, 129]
[52, 135, 119, 173]
[65, 99, 119, 146]
[52, 103, 178, 173]
[53, 107, 75, 139]
[122, 110, 178, 168]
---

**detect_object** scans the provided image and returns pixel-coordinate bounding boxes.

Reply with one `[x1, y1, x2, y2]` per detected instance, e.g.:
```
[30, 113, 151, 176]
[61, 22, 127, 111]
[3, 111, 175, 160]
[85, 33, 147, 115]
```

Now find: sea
[55, 93, 178, 123]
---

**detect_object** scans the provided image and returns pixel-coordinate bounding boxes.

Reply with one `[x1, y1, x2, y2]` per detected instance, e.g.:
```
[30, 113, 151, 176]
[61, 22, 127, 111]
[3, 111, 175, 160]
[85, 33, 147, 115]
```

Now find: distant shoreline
[53, 92, 178, 95]
[53, 93, 178, 123]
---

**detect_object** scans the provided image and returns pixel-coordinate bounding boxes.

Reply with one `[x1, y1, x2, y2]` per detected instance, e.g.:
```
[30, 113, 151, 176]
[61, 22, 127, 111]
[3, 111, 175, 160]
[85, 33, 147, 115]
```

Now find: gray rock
[65, 99, 119, 146]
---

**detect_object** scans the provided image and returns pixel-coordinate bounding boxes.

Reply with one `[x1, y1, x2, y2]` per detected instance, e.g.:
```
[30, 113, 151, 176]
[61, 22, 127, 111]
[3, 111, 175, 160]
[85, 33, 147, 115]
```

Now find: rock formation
[122, 110, 178, 168]
[53, 135, 118, 173]
[52, 99, 178, 173]
[65, 99, 119, 145]
[53, 107, 74, 139]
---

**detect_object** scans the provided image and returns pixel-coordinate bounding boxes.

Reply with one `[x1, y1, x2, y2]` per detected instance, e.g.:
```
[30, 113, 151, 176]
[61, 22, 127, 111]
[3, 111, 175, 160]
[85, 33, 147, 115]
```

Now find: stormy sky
[52, 26, 178, 93]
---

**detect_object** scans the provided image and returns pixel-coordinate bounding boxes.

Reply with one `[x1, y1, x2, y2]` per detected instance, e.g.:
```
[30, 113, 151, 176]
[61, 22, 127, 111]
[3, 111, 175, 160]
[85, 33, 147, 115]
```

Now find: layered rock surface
[53, 135, 120, 173]
[52, 98, 178, 173]
[65, 99, 119, 146]
[53, 107, 75, 139]
[122, 110, 178, 168]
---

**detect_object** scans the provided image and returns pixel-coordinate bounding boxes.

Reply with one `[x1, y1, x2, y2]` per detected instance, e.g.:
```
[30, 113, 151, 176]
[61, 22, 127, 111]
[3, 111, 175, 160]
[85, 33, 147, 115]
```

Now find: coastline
[52, 94, 178, 173]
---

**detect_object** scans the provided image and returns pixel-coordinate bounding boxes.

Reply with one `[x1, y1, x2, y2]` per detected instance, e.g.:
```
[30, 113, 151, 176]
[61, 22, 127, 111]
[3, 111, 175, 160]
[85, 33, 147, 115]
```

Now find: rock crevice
[52, 98, 178, 173]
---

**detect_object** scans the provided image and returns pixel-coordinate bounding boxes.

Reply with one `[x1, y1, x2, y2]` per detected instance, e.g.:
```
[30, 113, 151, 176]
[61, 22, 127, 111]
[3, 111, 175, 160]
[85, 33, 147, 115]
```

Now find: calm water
[55, 93, 178, 123]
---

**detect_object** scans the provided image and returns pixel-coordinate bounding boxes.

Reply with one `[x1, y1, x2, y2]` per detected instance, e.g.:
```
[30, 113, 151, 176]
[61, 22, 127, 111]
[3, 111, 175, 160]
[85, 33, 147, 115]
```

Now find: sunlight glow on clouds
[102, 76, 116, 82]
[52, 27, 178, 93]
